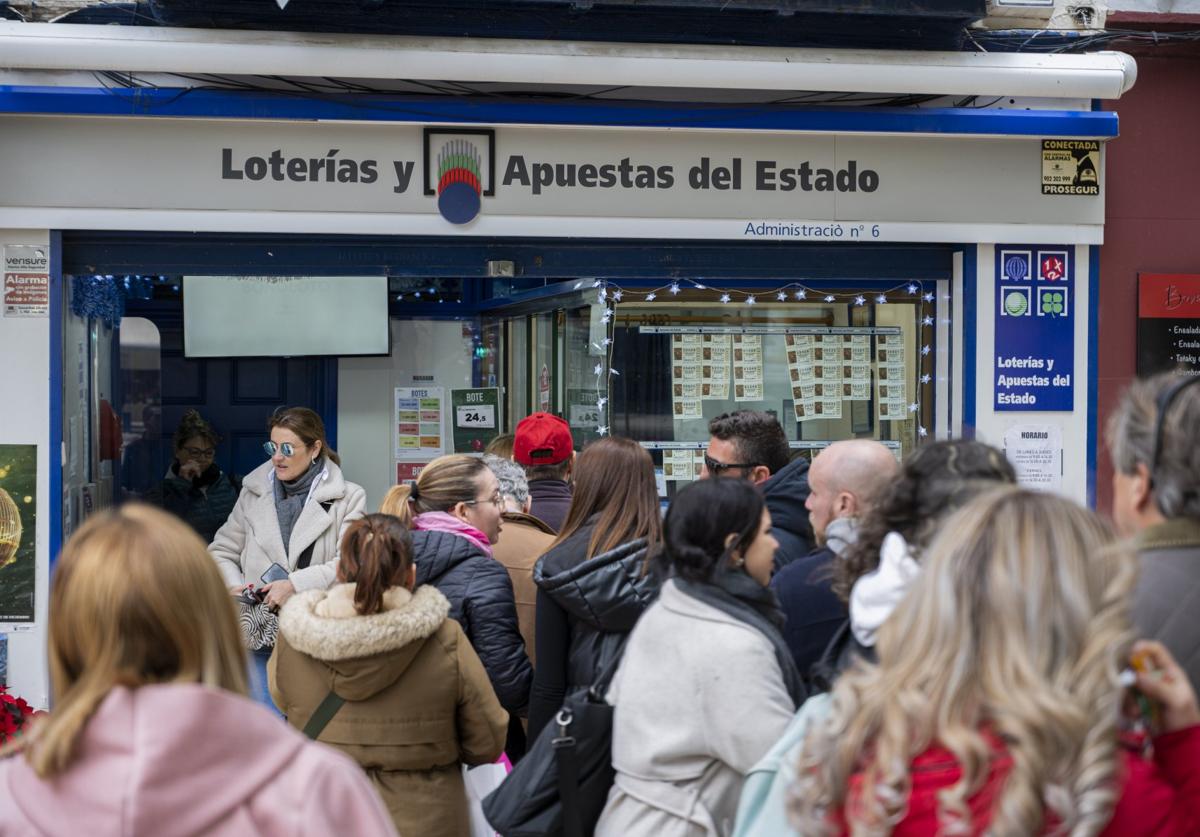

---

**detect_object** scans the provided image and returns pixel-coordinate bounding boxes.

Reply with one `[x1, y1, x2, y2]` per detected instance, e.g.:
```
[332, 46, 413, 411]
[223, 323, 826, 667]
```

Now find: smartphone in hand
[260, 562, 290, 586]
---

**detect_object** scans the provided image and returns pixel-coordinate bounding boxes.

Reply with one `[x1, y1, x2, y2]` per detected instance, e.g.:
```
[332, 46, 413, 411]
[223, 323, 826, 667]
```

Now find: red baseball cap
[513, 412, 574, 466]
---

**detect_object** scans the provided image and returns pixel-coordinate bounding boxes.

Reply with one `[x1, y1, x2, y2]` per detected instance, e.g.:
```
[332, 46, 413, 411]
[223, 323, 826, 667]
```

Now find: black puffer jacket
[527, 525, 660, 738]
[762, 455, 815, 572]
[412, 529, 533, 715]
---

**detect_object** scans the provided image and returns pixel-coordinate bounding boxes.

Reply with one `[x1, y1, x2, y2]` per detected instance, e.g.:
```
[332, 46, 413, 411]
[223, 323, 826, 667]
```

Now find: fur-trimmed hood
[278, 583, 450, 701]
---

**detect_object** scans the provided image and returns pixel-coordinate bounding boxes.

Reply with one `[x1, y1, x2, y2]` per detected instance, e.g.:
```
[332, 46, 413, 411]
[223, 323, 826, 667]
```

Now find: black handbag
[482, 648, 625, 837]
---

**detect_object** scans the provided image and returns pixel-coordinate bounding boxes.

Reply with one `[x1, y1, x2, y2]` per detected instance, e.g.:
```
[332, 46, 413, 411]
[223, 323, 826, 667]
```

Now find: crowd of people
[2, 372, 1199, 837]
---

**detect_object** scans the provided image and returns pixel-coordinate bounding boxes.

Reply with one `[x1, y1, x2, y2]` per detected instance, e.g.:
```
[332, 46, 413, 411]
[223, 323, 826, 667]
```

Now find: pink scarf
[412, 511, 494, 557]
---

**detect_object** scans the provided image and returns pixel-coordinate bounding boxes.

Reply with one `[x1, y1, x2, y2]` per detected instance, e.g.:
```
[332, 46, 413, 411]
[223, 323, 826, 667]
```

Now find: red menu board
[1138, 274, 1200, 376]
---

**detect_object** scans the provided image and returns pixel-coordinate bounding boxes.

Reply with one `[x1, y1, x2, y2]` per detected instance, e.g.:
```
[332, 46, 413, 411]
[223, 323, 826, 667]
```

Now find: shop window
[118, 317, 164, 500]
[607, 286, 934, 495]
[425, 274, 945, 503]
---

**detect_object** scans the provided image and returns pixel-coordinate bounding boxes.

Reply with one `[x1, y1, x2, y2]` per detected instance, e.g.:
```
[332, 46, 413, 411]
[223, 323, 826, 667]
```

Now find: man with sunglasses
[1107, 371, 1200, 692]
[701, 410, 814, 572]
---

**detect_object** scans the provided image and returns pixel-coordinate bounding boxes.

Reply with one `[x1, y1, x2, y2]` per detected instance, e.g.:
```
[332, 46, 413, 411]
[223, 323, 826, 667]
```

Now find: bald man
[770, 440, 899, 684]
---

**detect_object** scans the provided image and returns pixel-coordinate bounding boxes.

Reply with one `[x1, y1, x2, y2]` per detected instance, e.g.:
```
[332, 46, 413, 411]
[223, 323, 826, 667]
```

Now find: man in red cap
[513, 412, 575, 533]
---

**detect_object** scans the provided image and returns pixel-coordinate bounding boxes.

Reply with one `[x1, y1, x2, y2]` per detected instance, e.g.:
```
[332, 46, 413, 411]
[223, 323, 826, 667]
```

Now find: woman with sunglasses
[146, 410, 242, 545]
[210, 407, 366, 712]
[381, 455, 533, 739]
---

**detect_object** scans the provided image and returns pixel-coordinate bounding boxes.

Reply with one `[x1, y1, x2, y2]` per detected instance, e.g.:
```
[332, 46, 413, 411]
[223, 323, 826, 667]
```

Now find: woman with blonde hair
[270, 513, 508, 836]
[789, 487, 1200, 837]
[380, 454, 532, 723]
[0, 504, 395, 836]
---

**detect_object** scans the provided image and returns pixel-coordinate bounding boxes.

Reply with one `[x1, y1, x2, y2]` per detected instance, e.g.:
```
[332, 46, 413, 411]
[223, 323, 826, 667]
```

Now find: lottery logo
[1039, 253, 1068, 282]
[1000, 250, 1032, 282]
[1037, 287, 1068, 318]
[1001, 286, 1031, 317]
[423, 128, 495, 226]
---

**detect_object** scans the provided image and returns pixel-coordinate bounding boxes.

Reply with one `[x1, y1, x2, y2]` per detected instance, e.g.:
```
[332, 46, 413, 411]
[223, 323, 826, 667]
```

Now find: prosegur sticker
[1041, 140, 1100, 196]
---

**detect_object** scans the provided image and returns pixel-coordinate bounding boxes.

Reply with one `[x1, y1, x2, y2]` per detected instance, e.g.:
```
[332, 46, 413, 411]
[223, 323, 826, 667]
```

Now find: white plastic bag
[464, 761, 509, 837]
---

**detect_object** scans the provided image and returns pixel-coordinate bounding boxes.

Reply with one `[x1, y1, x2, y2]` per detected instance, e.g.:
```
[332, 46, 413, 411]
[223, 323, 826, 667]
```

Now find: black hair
[708, 410, 791, 475]
[172, 410, 219, 451]
[834, 439, 1017, 602]
[658, 478, 765, 583]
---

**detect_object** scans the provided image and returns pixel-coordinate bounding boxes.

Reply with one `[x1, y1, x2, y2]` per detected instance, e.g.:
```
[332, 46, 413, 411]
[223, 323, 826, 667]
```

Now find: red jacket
[837, 725, 1200, 836]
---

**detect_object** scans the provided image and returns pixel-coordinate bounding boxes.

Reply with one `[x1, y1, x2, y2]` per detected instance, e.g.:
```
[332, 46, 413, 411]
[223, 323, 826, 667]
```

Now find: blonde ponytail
[379, 455, 487, 528]
[380, 484, 415, 527]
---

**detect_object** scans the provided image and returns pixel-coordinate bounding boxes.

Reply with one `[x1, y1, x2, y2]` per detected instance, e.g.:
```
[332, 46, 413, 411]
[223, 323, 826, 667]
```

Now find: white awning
[0, 21, 1137, 100]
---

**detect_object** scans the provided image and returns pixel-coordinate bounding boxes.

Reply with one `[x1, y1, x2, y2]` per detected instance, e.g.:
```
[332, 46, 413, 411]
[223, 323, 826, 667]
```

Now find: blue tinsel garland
[71, 275, 126, 328]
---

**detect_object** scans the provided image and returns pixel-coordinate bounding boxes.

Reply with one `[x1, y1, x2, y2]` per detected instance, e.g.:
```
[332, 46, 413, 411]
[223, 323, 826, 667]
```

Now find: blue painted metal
[961, 244, 977, 439]
[0, 86, 1120, 137]
[1087, 243, 1099, 509]
[63, 233, 954, 286]
[49, 231, 64, 566]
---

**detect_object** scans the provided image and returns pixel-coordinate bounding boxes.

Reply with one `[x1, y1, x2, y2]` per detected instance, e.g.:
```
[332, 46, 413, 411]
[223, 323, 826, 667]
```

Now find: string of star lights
[577, 277, 940, 441]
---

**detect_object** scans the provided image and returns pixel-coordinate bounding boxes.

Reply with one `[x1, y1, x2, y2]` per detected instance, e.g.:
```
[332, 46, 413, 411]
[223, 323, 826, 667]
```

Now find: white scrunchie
[848, 531, 921, 648]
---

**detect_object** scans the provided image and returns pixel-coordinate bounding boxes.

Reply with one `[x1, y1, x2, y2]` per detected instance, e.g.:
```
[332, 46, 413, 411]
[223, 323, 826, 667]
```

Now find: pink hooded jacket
[0, 683, 398, 837]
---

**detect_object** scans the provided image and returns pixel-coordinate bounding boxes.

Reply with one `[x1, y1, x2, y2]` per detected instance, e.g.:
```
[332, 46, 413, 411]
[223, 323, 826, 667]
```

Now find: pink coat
[0, 683, 397, 837]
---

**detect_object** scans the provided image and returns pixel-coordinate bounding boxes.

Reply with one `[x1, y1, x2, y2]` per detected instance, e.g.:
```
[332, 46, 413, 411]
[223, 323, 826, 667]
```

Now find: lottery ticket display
[785, 330, 907, 424]
[671, 334, 704, 419]
[662, 449, 705, 481]
[673, 327, 912, 427]
[875, 333, 908, 420]
[732, 334, 765, 402]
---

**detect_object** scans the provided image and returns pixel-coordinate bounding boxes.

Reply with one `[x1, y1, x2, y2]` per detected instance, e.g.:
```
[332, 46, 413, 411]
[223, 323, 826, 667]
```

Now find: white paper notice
[1003, 423, 1064, 493]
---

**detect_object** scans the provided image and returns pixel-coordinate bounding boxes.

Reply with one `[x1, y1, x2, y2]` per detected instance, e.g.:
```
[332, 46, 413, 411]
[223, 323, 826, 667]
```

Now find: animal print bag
[237, 601, 280, 651]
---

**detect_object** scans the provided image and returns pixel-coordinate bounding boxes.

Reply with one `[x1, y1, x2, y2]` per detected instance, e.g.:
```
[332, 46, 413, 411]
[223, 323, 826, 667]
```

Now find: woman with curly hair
[789, 487, 1200, 836]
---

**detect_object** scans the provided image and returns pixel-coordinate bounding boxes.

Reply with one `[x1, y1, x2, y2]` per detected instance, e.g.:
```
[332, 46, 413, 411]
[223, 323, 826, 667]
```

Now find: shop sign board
[451, 387, 499, 453]
[396, 461, 429, 484]
[538, 365, 551, 412]
[567, 388, 602, 446]
[395, 387, 445, 459]
[0, 116, 1105, 243]
[1137, 274, 1200, 377]
[2, 245, 49, 318]
[994, 247, 1075, 411]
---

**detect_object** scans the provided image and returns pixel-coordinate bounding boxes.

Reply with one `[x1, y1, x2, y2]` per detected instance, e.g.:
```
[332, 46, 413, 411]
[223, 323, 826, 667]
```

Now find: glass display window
[486, 277, 945, 498]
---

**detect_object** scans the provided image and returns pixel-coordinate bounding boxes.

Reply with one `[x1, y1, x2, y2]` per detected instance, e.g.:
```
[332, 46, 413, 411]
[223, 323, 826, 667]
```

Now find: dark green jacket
[150, 464, 241, 545]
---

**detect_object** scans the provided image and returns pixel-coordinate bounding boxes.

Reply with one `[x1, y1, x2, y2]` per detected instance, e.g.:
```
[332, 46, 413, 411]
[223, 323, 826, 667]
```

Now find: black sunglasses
[704, 453, 760, 476]
[1150, 374, 1200, 486]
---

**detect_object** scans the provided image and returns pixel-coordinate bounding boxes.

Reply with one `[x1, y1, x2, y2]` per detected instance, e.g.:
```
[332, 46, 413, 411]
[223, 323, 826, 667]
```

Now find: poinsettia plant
[0, 685, 43, 746]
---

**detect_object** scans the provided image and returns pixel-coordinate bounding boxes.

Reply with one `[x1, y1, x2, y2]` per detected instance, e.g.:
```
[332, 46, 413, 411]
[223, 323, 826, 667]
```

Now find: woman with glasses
[147, 410, 242, 544]
[380, 455, 533, 732]
[209, 406, 366, 713]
